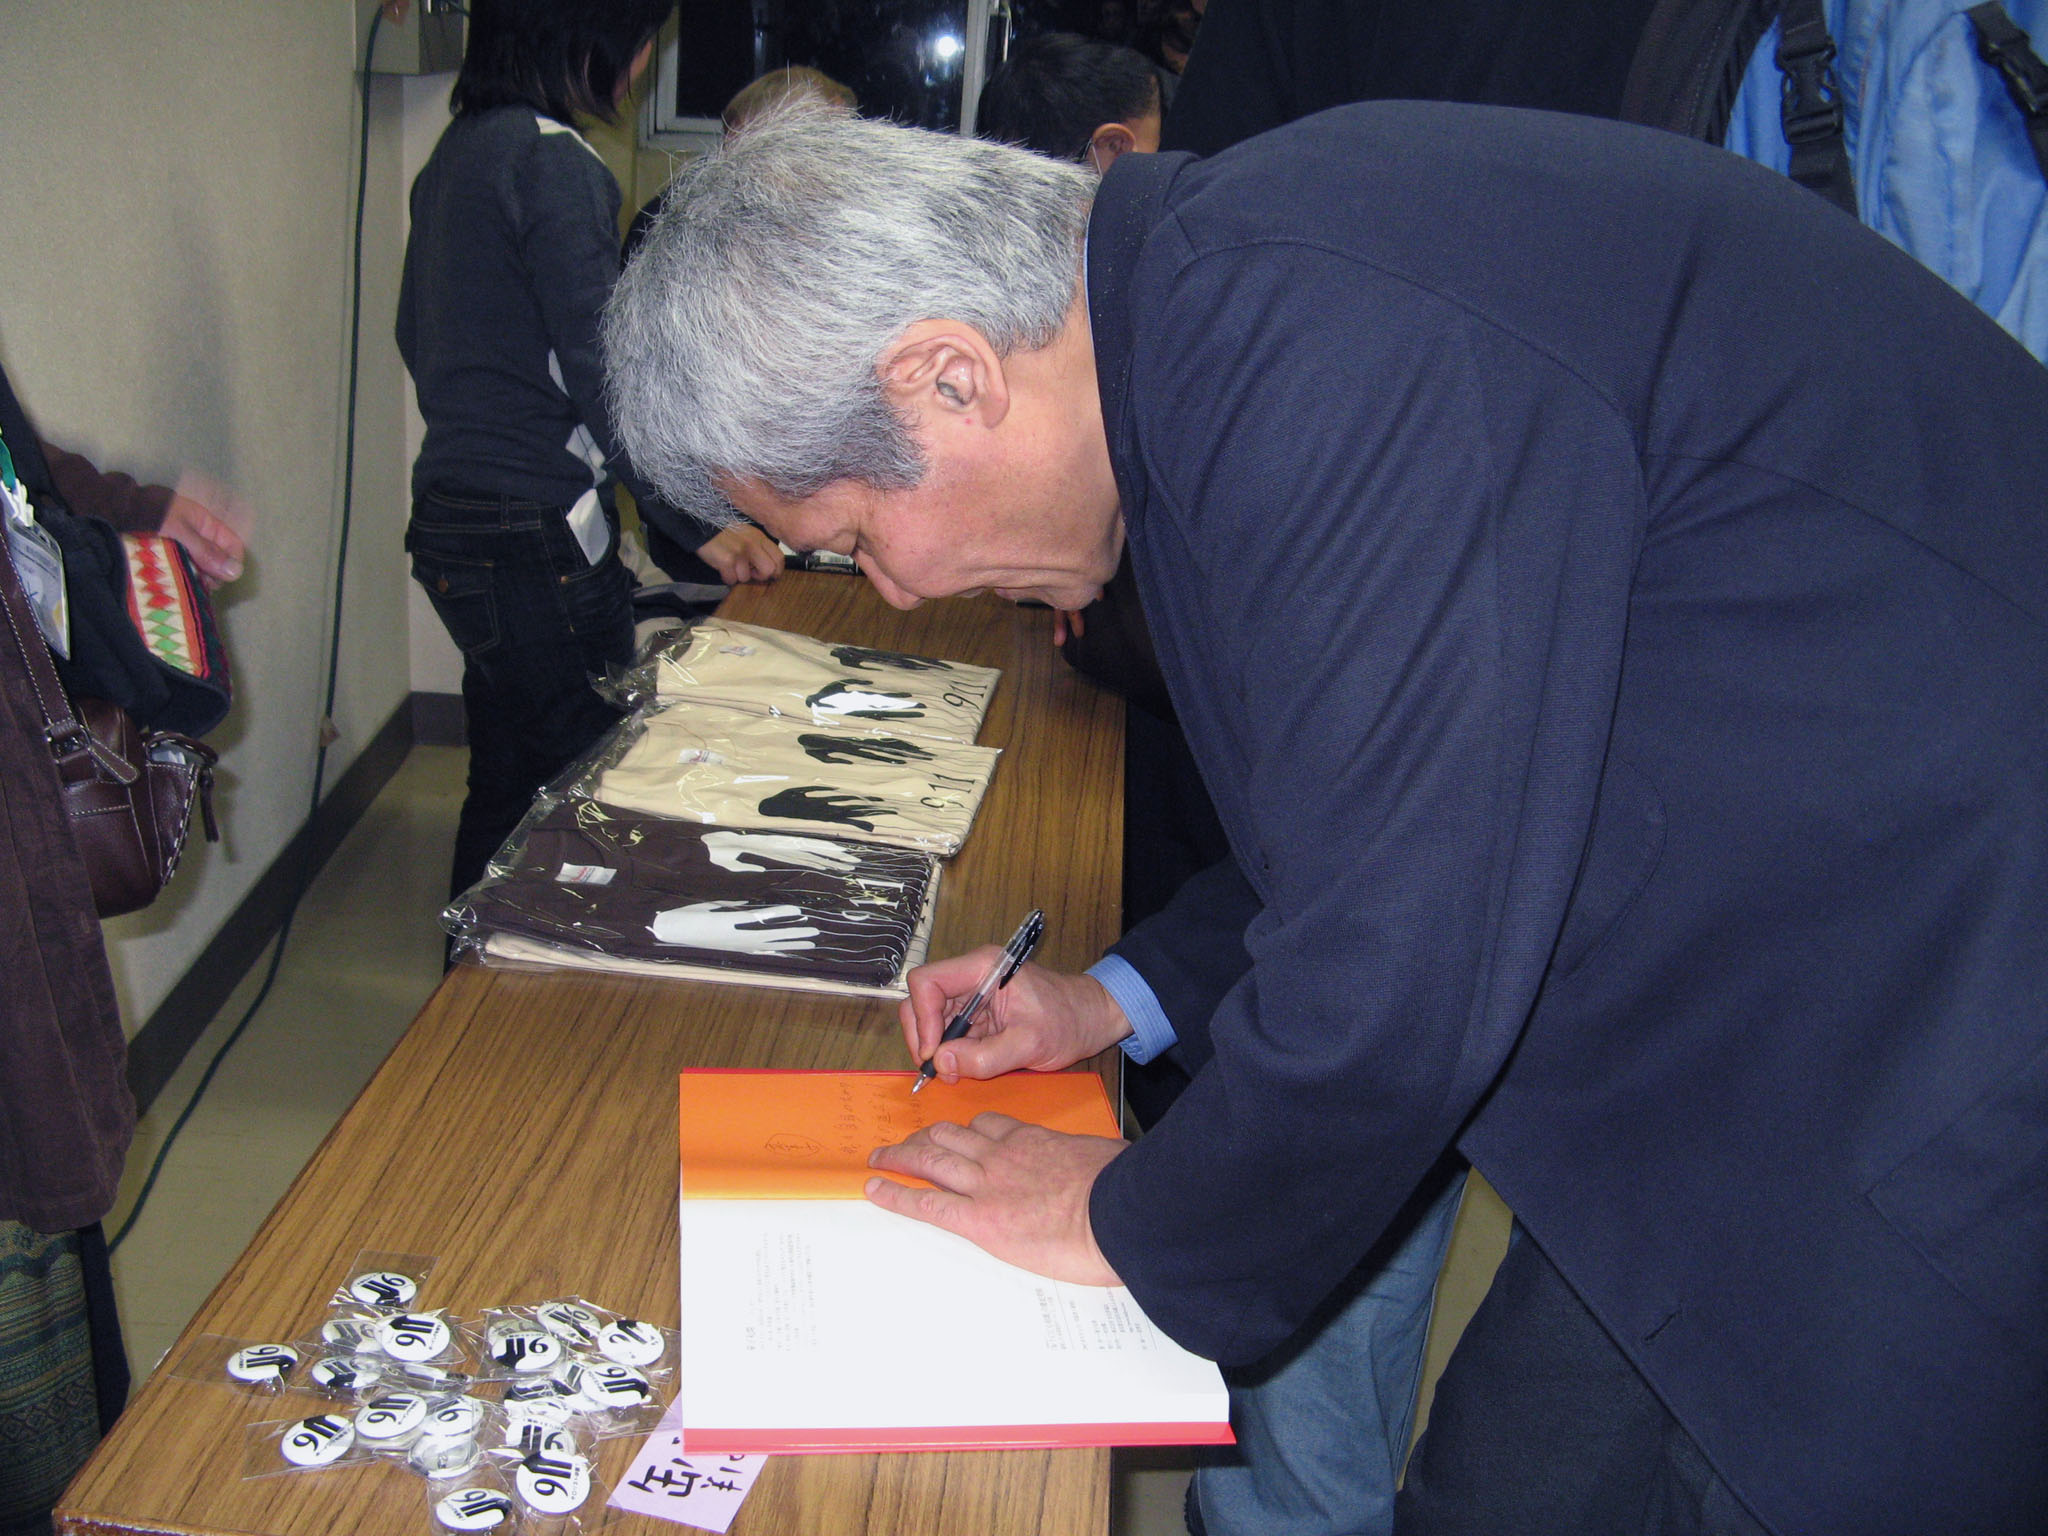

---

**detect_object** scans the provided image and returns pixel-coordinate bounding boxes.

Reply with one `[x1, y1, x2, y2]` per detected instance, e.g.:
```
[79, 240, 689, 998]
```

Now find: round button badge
[596, 1319, 665, 1367]
[501, 1377, 576, 1427]
[279, 1413, 356, 1467]
[226, 1343, 299, 1383]
[533, 1300, 601, 1345]
[354, 1390, 430, 1443]
[486, 1325, 562, 1373]
[320, 1316, 378, 1352]
[504, 1421, 579, 1459]
[309, 1354, 378, 1395]
[409, 1432, 483, 1480]
[422, 1394, 486, 1440]
[435, 1486, 515, 1532]
[347, 1270, 419, 1308]
[515, 1451, 592, 1516]
[569, 1362, 653, 1411]
[376, 1311, 452, 1362]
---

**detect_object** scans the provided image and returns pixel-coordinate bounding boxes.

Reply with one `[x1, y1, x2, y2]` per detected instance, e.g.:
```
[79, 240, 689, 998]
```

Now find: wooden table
[59, 573, 1124, 1536]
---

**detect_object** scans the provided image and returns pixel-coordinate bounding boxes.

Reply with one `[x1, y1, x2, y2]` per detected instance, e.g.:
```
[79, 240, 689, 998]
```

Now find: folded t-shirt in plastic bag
[453, 799, 939, 990]
[588, 699, 999, 856]
[651, 618, 1000, 744]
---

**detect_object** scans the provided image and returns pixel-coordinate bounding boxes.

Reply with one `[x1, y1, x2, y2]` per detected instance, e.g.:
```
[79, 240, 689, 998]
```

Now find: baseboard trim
[124, 697, 418, 1116]
[411, 690, 465, 746]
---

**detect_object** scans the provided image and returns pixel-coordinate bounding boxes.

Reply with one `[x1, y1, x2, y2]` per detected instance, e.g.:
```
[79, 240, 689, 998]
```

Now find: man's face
[721, 304, 1124, 613]
[724, 463, 1122, 613]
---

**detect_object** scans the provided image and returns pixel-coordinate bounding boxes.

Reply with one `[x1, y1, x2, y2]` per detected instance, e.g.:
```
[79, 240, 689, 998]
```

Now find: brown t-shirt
[458, 801, 938, 986]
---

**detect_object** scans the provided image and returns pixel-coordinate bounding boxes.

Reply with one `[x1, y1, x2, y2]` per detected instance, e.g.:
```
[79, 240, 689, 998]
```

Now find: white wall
[0, 1, 419, 1028]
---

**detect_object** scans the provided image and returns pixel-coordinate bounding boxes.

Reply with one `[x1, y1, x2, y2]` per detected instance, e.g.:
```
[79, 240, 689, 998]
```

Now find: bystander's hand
[165, 473, 252, 587]
[696, 524, 783, 584]
[865, 1111, 1125, 1285]
[898, 954, 1131, 1083]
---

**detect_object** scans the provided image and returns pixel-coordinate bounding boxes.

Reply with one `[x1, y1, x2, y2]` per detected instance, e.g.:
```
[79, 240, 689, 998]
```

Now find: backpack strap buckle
[1968, 3, 2048, 119]
[1777, 19, 1847, 144]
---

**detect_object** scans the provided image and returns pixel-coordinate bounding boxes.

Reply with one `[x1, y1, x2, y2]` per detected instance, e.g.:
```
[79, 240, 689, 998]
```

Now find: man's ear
[1087, 122, 1140, 172]
[879, 322, 1010, 428]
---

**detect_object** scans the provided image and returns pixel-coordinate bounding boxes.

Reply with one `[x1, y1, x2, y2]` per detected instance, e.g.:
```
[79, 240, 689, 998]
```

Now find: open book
[675, 1070, 1233, 1453]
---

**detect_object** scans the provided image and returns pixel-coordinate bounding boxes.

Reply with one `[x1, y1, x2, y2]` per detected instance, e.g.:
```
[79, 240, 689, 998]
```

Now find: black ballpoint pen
[911, 908, 1045, 1093]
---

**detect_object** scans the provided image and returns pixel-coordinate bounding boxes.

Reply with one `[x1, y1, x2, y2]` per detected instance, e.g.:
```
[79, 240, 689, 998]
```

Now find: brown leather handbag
[1, 534, 217, 917]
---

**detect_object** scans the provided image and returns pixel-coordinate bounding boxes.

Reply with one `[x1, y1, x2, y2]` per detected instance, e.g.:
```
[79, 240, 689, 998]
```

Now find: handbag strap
[0, 525, 138, 784]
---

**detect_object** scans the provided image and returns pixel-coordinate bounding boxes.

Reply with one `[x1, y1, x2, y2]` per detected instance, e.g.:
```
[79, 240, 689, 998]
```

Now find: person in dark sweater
[398, 0, 782, 904]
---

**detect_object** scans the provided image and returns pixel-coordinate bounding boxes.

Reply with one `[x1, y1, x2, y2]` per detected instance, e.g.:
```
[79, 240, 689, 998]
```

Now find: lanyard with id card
[0, 436, 69, 659]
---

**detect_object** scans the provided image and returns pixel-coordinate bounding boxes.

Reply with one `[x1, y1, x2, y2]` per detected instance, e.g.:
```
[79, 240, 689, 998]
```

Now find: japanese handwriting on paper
[626, 1455, 746, 1498]
[609, 1432, 764, 1532]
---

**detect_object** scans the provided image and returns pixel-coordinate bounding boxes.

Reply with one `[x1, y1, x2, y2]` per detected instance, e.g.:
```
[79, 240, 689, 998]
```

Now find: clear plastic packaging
[552, 1360, 667, 1440]
[242, 1409, 375, 1477]
[351, 1388, 437, 1453]
[499, 1417, 590, 1463]
[302, 1350, 387, 1401]
[444, 798, 939, 998]
[428, 1466, 525, 1533]
[621, 617, 1001, 745]
[327, 1250, 438, 1311]
[402, 1395, 505, 1482]
[572, 699, 999, 854]
[470, 1307, 574, 1380]
[507, 1446, 600, 1524]
[368, 1309, 469, 1369]
[165, 1333, 306, 1395]
[530, 1298, 611, 1351]
[585, 1317, 675, 1374]
[497, 1372, 585, 1429]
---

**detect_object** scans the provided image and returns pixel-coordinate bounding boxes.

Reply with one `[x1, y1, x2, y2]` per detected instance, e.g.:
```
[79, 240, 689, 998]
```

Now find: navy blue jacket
[1087, 103, 2048, 1534]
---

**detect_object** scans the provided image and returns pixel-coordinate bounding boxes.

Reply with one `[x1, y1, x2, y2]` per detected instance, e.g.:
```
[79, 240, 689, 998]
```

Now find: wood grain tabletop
[58, 573, 1124, 1536]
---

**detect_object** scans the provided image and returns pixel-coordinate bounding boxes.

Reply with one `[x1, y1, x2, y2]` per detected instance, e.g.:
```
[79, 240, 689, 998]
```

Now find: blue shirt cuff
[1088, 954, 1179, 1066]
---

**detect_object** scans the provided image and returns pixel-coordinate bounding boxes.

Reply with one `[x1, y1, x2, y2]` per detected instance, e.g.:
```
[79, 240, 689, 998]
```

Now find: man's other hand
[866, 1112, 1124, 1285]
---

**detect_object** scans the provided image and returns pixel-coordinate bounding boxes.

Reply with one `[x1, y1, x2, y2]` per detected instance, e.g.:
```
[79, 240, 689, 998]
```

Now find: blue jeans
[407, 489, 634, 901]
[1194, 1159, 1468, 1536]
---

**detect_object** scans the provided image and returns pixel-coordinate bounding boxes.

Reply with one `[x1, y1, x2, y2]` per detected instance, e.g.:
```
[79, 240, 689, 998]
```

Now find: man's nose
[858, 558, 924, 611]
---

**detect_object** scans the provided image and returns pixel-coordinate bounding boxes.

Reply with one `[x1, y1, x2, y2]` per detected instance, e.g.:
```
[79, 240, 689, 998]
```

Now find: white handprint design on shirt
[649, 901, 819, 954]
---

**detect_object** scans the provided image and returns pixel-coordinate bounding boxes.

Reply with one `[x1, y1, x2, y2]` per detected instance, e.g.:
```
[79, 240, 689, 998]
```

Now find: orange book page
[678, 1070, 1120, 1198]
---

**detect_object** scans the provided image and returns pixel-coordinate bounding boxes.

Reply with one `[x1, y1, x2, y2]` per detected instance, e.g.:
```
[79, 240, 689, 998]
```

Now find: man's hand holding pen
[863, 941, 1139, 1286]
[898, 952, 1132, 1085]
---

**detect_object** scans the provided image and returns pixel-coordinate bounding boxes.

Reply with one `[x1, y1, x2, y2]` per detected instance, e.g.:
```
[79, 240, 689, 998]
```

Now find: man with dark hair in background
[979, 33, 1163, 168]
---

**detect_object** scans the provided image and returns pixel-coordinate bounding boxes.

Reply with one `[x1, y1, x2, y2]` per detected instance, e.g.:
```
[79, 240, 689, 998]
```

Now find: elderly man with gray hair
[607, 103, 2048, 1536]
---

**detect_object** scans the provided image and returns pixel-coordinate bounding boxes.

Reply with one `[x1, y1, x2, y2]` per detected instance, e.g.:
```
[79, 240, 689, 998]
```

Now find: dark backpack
[1622, 0, 2048, 359]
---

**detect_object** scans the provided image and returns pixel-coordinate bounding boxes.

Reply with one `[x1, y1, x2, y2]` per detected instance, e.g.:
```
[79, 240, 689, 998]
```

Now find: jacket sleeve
[1110, 855, 1259, 1074]
[39, 440, 171, 534]
[513, 131, 724, 552]
[1088, 236, 1642, 1364]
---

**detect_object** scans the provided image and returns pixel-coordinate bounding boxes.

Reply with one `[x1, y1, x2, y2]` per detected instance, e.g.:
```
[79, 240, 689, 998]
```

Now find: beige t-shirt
[587, 700, 1000, 855]
[650, 618, 1001, 744]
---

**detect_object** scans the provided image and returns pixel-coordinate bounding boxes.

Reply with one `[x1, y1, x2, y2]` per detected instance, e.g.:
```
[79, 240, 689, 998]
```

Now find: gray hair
[603, 102, 1096, 524]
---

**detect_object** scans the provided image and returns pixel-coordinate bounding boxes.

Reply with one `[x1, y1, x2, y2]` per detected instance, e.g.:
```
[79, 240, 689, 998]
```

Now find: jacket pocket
[1867, 1034, 2048, 1343]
